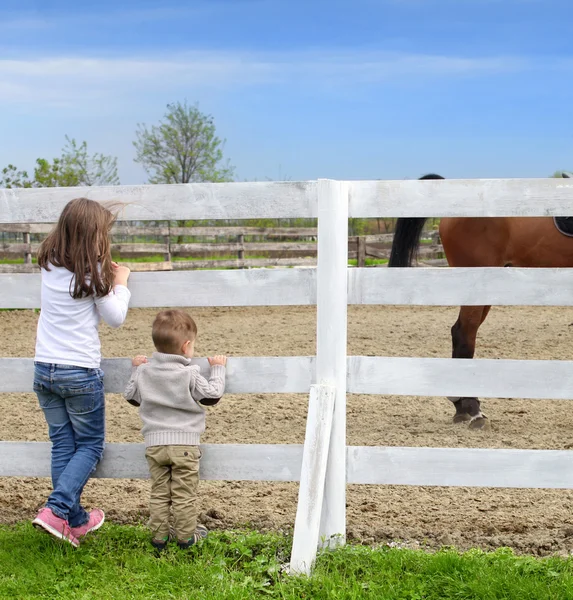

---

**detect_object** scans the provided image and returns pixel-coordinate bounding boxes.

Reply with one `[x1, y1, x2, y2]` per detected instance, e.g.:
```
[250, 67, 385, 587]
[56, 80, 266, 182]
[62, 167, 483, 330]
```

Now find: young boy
[124, 309, 226, 550]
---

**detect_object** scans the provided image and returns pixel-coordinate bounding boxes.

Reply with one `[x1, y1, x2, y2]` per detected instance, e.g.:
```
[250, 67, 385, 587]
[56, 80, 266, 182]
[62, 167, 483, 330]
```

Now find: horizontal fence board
[3, 179, 573, 223]
[348, 234, 392, 243]
[0, 227, 415, 241]
[349, 178, 573, 217]
[171, 242, 317, 254]
[0, 243, 31, 253]
[349, 267, 573, 305]
[0, 269, 317, 309]
[0, 225, 171, 236]
[363, 246, 388, 259]
[0, 259, 319, 274]
[0, 357, 314, 394]
[0, 442, 303, 481]
[172, 258, 318, 270]
[169, 227, 317, 237]
[0, 262, 174, 274]
[4, 178, 573, 224]
[240, 243, 317, 253]
[3, 441, 573, 488]
[8, 267, 573, 308]
[4, 356, 573, 400]
[171, 242, 240, 253]
[112, 226, 170, 236]
[111, 243, 169, 254]
[0, 223, 54, 234]
[0, 181, 318, 222]
[348, 356, 573, 399]
[0, 264, 38, 273]
[120, 262, 173, 272]
[2, 241, 325, 256]
[346, 446, 573, 488]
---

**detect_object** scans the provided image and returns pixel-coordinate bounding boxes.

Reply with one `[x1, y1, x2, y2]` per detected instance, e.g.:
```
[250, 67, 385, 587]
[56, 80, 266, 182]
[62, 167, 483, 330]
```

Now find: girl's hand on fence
[132, 355, 148, 367]
[113, 263, 131, 287]
[208, 355, 227, 367]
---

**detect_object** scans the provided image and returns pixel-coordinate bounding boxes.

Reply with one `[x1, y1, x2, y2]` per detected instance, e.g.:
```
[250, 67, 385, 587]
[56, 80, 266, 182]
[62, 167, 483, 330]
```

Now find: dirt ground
[3, 304, 573, 555]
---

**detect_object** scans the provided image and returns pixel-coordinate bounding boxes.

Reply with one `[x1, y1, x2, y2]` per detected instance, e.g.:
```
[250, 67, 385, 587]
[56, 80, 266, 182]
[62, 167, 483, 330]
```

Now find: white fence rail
[4, 356, 573, 399]
[6, 267, 573, 310]
[4, 441, 573, 490]
[2, 178, 573, 221]
[2, 178, 573, 573]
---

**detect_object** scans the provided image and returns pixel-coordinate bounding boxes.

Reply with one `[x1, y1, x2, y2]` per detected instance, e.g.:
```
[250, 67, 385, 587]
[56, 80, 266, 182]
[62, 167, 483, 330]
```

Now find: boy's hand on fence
[208, 355, 227, 367]
[113, 263, 131, 286]
[132, 355, 148, 367]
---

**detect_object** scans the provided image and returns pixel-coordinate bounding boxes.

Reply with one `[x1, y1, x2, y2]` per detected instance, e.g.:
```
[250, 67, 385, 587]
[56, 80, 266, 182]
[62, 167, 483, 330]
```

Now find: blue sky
[0, 0, 571, 184]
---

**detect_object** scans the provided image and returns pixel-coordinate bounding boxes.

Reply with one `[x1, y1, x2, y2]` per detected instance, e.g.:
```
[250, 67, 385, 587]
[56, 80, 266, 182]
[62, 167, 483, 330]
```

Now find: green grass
[2, 524, 573, 599]
[0, 257, 37, 264]
[348, 258, 388, 266]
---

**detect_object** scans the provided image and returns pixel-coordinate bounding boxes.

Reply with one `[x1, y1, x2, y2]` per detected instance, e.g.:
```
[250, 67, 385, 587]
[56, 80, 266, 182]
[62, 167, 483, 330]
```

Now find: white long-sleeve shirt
[35, 265, 131, 368]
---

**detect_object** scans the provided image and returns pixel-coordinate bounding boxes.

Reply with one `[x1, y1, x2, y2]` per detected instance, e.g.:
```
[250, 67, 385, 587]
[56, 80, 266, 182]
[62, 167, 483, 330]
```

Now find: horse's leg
[448, 305, 491, 430]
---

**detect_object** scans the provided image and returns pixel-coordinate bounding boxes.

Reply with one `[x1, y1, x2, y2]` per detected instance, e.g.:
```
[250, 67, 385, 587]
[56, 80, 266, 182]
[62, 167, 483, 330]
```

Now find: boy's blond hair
[152, 310, 198, 355]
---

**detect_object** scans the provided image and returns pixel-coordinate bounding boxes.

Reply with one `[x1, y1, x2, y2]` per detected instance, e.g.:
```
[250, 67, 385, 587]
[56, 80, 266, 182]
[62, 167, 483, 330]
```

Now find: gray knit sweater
[124, 352, 226, 447]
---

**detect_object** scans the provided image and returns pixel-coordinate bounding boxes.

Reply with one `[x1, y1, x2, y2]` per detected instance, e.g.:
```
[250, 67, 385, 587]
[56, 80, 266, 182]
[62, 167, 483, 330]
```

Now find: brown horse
[388, 172, 573, 429]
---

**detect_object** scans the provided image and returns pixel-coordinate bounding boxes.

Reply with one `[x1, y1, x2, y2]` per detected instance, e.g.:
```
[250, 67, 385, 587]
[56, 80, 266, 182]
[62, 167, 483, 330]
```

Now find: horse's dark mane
[419, 173, 445, 180]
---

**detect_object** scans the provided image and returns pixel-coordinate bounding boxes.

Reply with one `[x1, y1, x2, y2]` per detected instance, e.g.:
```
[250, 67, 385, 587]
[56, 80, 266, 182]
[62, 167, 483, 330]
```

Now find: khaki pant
[145, 445, 200, 541]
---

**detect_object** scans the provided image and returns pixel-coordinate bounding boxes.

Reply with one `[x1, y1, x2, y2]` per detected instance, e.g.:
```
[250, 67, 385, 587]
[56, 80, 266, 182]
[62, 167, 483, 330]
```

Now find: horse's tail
[388, 218, 428, 267]
[388, 173, 444, 267]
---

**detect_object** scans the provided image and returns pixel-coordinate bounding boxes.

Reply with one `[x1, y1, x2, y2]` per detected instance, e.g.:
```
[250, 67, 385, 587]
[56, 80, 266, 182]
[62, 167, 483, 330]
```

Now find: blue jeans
[34, 362, 105, 527]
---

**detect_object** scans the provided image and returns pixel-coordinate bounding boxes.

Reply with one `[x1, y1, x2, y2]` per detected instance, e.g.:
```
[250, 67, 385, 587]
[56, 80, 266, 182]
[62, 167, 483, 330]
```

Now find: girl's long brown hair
[37, 198, 118, 299]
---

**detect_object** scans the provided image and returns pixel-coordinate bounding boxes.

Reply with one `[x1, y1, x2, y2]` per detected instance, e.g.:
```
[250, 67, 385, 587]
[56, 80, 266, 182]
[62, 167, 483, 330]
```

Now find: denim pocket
[36, 389, 58, 411]
[33, 380, 47, 393]
[33, 380, 54, 410]
[66, 389, 96, 415]
[61, 381, 96, 396]
[61, 378, 103, 414]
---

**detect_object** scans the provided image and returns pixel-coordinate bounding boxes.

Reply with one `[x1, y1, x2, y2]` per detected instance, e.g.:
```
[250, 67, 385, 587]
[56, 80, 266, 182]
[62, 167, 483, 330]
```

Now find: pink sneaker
[32, 507, 79, 548]
[70, 509, 105, 538]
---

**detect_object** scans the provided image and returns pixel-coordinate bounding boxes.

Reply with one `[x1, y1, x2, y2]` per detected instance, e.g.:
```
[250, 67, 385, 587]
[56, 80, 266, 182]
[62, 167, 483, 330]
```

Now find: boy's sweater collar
[151, 352, 191, 365]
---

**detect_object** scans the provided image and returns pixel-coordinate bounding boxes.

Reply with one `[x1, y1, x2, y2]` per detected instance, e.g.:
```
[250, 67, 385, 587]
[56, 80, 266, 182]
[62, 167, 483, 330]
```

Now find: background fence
[2, 178, 573, 572]
[0, 222, 444, 272]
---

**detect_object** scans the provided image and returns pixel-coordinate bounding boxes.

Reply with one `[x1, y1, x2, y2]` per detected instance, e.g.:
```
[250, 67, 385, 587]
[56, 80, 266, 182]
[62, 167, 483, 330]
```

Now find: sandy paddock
[2, 304, 573, 554]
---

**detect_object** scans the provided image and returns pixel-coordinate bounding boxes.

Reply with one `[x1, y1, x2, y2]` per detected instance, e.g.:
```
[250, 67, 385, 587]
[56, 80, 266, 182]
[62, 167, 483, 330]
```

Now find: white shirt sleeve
[94, 284, 131, 328]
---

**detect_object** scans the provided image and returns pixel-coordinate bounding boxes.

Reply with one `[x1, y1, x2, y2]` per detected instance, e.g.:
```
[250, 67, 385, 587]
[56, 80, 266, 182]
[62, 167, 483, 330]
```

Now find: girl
[32, 198, 131, 548]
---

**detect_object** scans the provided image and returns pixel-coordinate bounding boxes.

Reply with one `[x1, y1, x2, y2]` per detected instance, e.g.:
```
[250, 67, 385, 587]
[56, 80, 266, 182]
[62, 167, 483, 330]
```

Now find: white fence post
[316, 179, 349, 548]
[290, 384, 336, 575]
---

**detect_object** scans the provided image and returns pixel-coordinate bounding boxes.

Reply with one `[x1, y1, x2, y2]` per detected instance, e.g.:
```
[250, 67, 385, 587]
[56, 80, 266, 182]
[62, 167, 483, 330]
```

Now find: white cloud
[0, 50, 550, 109]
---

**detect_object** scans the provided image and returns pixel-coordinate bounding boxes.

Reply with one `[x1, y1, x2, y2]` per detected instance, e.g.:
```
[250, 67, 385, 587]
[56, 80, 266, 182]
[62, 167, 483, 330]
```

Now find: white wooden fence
[2, 178, 573, 574]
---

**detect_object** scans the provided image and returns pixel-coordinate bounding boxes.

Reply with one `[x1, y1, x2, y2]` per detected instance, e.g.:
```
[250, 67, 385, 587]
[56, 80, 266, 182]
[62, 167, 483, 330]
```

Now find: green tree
[34, 137, 119, 187]
[133, 101, 235, 184]
[0, 137, 119, 188]
[33, 157, 79, 187]
[552, 171, 572, 178]
[0, 165, 32, 188]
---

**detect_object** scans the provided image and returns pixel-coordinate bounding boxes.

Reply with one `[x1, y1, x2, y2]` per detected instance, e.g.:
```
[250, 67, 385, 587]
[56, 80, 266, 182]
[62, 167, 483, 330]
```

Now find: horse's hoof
[452, 413, 472, 424]
[469, 416, 491, 431]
